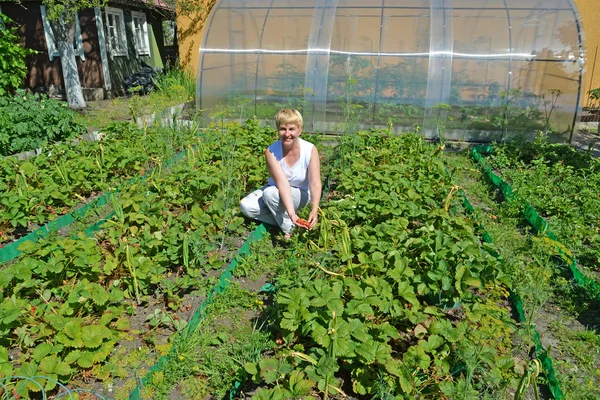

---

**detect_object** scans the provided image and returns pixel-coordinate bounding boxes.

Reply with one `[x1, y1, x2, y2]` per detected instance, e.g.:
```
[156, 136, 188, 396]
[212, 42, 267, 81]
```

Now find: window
[105, 7, 127, 57]
[131, 11, 150, 56]
[40, 5, 85, 61]
[163, 20, 176, 46]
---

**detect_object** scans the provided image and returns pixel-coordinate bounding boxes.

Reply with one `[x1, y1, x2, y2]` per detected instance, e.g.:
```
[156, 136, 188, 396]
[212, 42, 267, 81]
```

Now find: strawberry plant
[0, 118, 280, 394]
[241, 131, 522, 398]
[0, 122, 204, 241]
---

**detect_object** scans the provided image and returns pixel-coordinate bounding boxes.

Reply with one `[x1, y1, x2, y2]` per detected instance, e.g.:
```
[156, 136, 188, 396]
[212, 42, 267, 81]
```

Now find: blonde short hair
[275, 108, 303, 130]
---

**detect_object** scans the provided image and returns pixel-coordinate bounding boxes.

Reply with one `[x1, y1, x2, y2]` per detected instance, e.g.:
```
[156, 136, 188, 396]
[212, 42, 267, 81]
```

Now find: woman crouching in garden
[240, 108, 321, 239]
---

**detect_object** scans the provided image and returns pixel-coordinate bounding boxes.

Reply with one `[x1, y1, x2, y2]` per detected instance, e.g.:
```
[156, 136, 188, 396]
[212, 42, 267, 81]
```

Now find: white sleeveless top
[267, 138, 314, 191]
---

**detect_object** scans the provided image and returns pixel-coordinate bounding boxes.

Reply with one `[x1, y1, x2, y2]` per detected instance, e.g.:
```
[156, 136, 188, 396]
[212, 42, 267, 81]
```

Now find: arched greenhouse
[197, 0, 585, 142]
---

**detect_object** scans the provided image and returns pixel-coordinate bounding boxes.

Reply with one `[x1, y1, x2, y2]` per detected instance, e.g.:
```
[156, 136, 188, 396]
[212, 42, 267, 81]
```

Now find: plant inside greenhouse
[0, 0, 599, 399]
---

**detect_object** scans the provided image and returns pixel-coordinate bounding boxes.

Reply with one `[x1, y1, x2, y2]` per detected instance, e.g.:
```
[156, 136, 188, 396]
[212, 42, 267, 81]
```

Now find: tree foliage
[0, 13, 36, 95]
[42, 0, 107, 22]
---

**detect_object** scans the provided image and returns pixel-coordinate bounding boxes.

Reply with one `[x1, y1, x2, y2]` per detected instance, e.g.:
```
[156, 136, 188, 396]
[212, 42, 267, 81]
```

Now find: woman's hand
[307, 209, 318, 229]
[293, 215, 311, 229]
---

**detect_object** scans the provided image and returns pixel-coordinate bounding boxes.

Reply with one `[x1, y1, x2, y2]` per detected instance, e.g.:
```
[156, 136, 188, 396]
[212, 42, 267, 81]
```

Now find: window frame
[104, 7, 128, 57]
[130, 10, 150, 57]
[40, 5, 85, 62]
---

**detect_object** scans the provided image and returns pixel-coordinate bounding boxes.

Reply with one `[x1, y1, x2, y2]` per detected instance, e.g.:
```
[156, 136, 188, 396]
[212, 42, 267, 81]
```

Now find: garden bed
[2, 116, 598, 399]
[447, 148, 600, 399]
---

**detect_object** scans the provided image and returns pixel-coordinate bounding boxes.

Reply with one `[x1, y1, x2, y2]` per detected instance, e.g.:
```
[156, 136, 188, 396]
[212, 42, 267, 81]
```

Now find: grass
[76, 66, 196, 132]
[445, 149, 600, 399]
[112, 281, 274, 400]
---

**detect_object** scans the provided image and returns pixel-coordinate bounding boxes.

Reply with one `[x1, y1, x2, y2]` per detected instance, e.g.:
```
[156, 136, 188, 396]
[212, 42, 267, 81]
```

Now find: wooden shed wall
[1, 2, 104, 91]
[78, 9, 105, 89]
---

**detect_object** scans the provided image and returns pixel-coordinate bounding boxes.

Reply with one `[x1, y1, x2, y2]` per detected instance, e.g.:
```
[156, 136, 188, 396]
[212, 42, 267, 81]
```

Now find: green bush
[152, 64, 195, 100]
[0, 90, 87, 156]
[0, 13, 35, 95]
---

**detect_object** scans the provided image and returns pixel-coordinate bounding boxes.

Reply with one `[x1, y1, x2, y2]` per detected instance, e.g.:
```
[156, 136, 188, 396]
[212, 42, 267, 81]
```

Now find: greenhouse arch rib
[371, 0, 386, 126]
[253, 0, 276, 117]
[423, 0, 454, 136]
[304, 0, 338, 131]
[566, 0, 584, 143]
[501, 0, 513, 93]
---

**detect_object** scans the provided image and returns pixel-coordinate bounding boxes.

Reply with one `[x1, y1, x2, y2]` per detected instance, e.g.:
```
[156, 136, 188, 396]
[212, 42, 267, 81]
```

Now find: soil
[235, 273, 270, 293]
[570, 129, 600, 158]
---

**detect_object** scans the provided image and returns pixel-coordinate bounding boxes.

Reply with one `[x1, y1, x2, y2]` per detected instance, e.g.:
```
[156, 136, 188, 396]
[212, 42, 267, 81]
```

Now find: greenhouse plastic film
[423, 0, 453, 138]
[198, 0, 585, 142]
[304, 0, 338, 132]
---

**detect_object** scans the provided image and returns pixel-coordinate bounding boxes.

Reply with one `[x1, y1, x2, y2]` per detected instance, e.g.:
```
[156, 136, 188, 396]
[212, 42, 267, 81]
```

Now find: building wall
[176, 0, 216, 72]
[2, 2, 65, 90]
[101, 6, 170, 93]
[573, 0, 600, 102]
[79, 9, 106, 89]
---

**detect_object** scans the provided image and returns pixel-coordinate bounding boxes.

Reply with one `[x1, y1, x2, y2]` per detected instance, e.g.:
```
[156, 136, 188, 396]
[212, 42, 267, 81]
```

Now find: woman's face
[278, 123, 301, 145]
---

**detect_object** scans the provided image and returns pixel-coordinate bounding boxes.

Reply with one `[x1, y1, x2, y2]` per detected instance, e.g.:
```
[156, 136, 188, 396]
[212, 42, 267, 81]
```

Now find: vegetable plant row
[0, 119, 279, 397]
[483, 135, 600, 279]
[232, 132, 531, 399]
[0, 122, 204, 243]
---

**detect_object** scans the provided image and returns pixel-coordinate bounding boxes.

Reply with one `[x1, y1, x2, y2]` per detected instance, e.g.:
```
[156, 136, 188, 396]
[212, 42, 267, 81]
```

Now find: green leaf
[244, 362, 258, 375]
[348, 319, 369, 342]
[259, 358, 292, 384]
[418, 334, 444, 353]
[64, 350, 81, 364]
[39, 355, 59, 374]
[54, 361, 71, 376]
[32, 343, 54, 362]
[64, 320, 82, 339]
[81, 324, 111, 348]
[100, 312, 114, 326]
[0, 306, 21, 325]
[495, 355, 516, 371]
[17, 240, 36, 253]
[315, 356, 337, 378]
[77, 351, 94, 368]
[44, 314, 66, 330]
[429, 319, 460, 343]
[115, 318, 130, 331]
[385, 358, 402, 377]
[403, 346, 430, 370]
[397, 281, 418, 305]
[92, 286, 110, 306]
[286, 370, 314, 396]
[356, 340, 376, 363]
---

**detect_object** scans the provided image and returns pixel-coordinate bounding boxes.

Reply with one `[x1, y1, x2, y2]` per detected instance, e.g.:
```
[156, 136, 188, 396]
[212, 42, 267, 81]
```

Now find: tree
[42, 0, 107, 109]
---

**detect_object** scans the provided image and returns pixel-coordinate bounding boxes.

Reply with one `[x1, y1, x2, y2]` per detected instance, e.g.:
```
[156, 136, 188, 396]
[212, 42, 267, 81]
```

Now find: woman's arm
[307, 146, 322, 228]
[265, 148, 299, 222]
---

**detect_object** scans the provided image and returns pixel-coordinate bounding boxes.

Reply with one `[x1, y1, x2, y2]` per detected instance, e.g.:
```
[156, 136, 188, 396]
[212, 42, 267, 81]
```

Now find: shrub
[0, 13, 35, 95]
[0, 90, 87, 156]
[152, 64, 195, 101]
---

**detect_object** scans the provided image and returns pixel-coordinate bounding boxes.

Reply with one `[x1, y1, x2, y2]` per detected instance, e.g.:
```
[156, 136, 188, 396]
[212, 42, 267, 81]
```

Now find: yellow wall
[574, 0, 600, 100]
[177, 0, 217, 73]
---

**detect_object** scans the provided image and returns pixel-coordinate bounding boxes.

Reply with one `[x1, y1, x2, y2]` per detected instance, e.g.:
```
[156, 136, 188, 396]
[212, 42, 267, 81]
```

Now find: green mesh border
[0, 146, 190, 264]
[459, 189, 564, 399]
[471, 146, 600, 300]
[128, 223, 268, 400]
